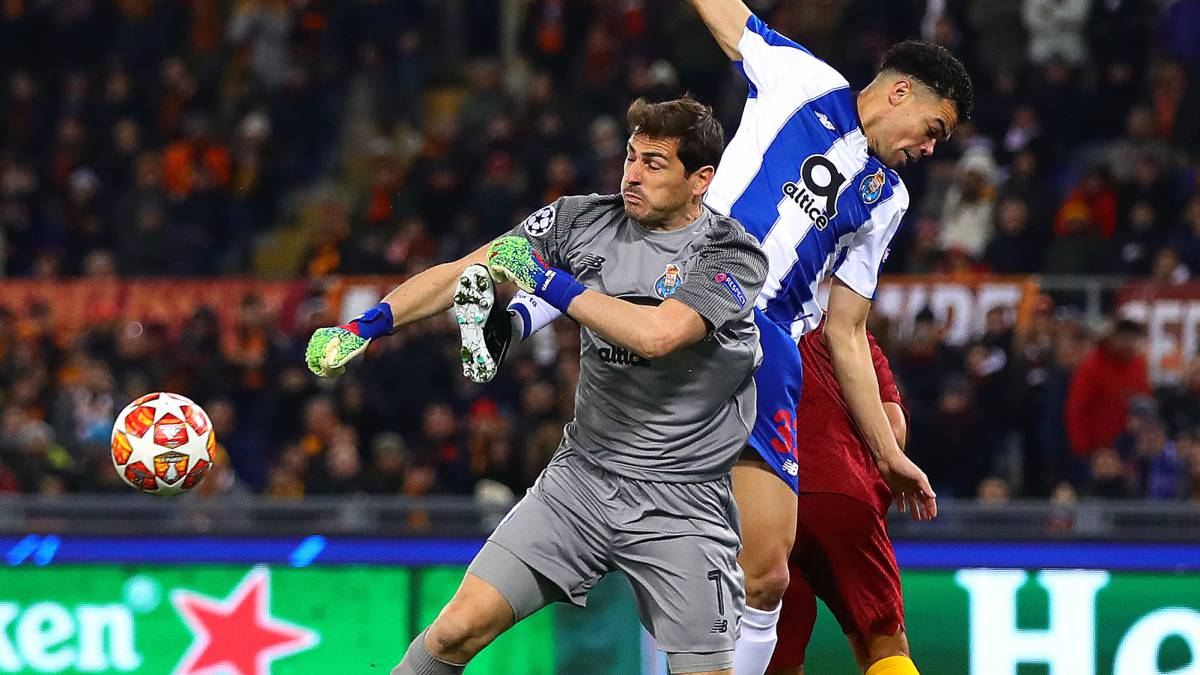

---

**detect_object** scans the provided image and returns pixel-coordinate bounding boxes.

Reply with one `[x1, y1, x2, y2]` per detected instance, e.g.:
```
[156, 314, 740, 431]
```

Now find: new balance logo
[711, 620, 729, 634]
[815, 111, 836, 131]
[782, 459, 799, 476]
[577, 253, 606, 271]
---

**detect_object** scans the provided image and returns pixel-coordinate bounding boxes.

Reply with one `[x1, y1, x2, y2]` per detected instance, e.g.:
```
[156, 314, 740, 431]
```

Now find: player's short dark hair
[626, 96, 724, 175]
[880, 40, 974, 121]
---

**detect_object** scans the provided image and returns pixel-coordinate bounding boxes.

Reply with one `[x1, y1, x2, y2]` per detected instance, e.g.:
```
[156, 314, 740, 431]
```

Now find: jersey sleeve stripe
[733, 62, 758, 99]
[744, 14, 813, 54]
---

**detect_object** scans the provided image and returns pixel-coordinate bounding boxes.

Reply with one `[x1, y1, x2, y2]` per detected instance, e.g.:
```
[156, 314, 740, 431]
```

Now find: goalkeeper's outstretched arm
[377, 242, 492, 327]
[305, 243, 490, 377]
[685, 0, 752, 60]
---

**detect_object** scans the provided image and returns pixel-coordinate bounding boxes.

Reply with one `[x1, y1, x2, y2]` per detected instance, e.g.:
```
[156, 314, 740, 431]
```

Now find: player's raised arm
[685, 0, 752, 60]
[685, 0, 847, 106]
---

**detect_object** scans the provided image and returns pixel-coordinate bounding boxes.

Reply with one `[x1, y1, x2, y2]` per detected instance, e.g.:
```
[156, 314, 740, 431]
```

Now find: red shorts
[768, 492, 905, 670]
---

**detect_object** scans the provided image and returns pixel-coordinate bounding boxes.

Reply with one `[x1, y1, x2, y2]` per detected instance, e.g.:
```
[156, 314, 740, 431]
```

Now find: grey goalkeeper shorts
[469, 449, 744, 670]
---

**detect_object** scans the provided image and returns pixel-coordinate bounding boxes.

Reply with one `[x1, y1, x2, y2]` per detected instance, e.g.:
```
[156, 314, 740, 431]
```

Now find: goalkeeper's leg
[391, 573, 508, 675]
[454, 264, 506, 383]
[455, 271, 562, 383]
[392, 543, 562, 674]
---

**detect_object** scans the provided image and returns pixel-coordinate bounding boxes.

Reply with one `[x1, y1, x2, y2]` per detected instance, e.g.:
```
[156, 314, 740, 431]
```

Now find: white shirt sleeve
[736, 14, 848, 102]
[833, 183, 910, 300]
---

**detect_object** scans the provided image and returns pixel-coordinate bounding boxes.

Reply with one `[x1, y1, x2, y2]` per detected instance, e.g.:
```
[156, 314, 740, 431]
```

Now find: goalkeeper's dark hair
[880, 40, 974, 121]
[626, 96, 724, 175]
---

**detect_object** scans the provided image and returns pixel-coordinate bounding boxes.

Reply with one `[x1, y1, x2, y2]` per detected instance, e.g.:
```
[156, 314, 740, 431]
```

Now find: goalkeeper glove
[487, 236, 586, 313]
[305, 303, 394, 377]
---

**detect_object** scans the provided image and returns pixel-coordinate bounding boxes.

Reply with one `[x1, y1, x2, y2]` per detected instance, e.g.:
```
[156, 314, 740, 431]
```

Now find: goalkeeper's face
[621, 134, 705, 227]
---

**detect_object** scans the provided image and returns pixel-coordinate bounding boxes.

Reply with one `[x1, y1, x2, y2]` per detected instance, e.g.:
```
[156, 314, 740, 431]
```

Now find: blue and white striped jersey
[706, 15, 909, 341]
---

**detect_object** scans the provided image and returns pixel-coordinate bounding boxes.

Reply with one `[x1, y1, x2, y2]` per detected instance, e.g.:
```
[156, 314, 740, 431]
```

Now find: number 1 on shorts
[707, 569, 725, 616]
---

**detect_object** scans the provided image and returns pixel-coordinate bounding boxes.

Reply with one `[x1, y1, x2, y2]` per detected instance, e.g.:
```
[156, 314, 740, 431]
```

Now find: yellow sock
[865, 655, 919, 675]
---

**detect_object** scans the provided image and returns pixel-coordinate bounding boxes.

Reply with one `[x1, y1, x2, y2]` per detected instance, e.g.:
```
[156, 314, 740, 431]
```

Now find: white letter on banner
[77, 605, 142, 672]
[1114, 607, 1200, 675]
[929, 284, 974, 345]
[0, 603, 20, 670]
[16, 603, 76, 672]
[1150, 300, 1183, 384]
[956, 569, 1109, 675]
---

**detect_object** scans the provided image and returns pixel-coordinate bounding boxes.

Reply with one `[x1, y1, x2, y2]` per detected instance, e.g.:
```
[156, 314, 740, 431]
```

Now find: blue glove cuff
[348, 302, 394, 340]
[539, 268, 587, 313]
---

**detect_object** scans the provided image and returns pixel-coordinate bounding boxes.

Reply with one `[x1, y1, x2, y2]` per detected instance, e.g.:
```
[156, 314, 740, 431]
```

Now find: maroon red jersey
[796, 324, 902, 515]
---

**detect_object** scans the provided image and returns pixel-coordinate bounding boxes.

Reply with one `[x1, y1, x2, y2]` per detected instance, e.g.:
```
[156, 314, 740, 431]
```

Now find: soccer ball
[111, 392, 215, 496]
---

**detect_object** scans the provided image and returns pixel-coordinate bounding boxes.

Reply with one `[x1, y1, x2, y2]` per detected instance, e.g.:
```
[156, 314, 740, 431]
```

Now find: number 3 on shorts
[769, 409, 797, 459]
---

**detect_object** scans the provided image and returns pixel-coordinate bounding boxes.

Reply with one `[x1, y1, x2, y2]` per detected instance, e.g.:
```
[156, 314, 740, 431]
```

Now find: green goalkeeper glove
[305, 327, 369, 377]
[487, 236, 585, 312]
[305, 303, 394, 377]
[486, 236, 545, 293]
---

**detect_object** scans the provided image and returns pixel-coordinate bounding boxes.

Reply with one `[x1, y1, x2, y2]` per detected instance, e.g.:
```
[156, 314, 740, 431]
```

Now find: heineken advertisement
[1, 565, 1198, 674]
[0, 565, 641, 675]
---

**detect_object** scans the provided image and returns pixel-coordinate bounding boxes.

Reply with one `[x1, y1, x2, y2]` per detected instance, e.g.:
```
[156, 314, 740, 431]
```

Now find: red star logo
[171, 567, 318, 675]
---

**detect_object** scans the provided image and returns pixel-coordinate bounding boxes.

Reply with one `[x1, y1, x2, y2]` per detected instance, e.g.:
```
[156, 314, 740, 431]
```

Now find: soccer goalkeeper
[307, 96, 768, 675]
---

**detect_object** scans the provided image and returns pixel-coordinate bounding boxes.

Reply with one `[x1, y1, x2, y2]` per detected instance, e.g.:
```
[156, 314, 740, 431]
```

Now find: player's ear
[888, 77, 913, 107]
[689, 165, 716, 196]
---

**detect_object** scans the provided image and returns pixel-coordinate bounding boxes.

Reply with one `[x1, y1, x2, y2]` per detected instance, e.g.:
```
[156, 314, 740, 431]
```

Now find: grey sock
[391, 629, 466, 675]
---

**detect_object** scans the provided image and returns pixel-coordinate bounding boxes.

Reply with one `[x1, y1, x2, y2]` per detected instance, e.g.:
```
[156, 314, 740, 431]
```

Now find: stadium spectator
[1022, 0, 1092, 67]
[1161, 357, 1200, 437]
[984, 197, 1040, 273]
[1065, 319, 1151, 461]
[1172, 196, 1200, 273]
[966, 0, 1025, 75]
[939, 149, 998, 259]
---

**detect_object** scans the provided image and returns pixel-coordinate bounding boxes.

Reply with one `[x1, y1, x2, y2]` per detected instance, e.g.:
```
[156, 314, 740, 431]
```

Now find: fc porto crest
[859, 168, 886, 205]
[655, 263, 684, 299]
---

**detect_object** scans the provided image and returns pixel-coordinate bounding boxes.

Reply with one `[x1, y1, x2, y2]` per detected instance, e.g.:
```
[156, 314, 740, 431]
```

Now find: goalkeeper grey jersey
[507, 193, 768, 482]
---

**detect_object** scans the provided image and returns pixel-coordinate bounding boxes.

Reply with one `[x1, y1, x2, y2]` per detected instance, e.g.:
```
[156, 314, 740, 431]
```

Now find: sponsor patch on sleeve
[522, 204, 556, 237]
[713, 272, 747, 308]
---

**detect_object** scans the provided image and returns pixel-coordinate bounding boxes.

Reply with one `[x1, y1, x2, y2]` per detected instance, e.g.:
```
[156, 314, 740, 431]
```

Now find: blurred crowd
[2, 0, 1200, 503]
[875, 305, 1200, 505]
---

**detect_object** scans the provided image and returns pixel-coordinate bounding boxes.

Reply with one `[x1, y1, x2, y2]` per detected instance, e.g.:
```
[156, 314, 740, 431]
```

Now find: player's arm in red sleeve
[827, 279, 936, 520]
